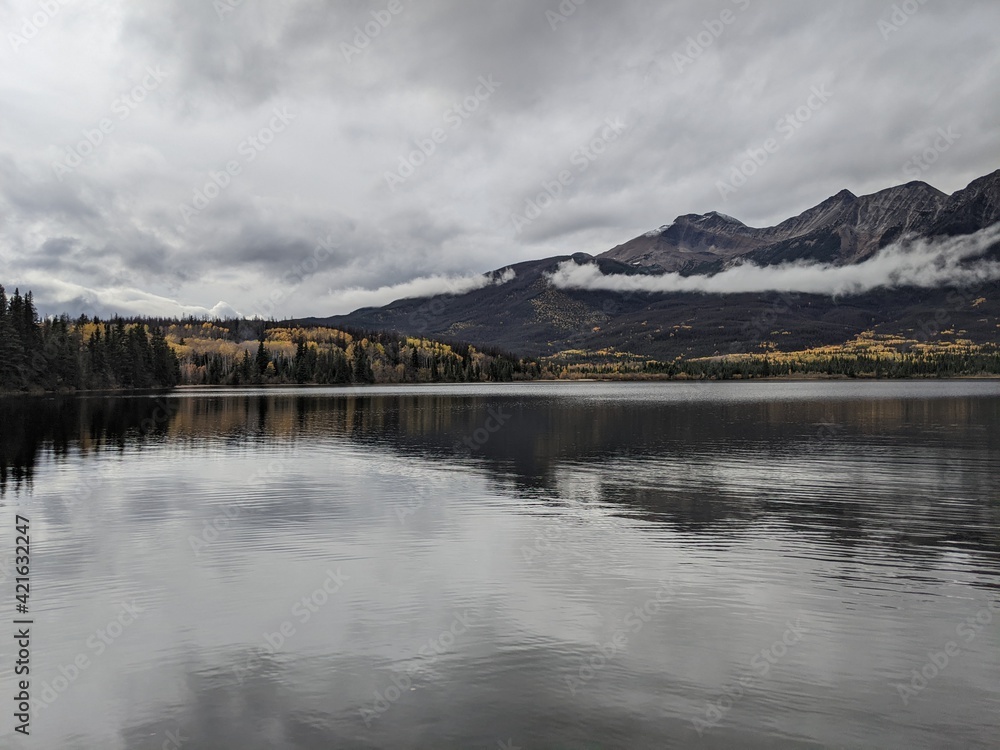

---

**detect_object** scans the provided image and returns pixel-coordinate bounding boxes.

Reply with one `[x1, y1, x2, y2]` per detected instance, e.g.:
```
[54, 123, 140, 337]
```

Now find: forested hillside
[0, 285, 539, 393]
[548, 331, 1000, 379]
[161, 319, 540, 385]
[3, 282, 997, 394]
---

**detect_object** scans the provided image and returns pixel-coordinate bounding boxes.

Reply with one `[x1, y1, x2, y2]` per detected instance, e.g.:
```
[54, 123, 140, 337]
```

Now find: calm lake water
[1, 381, 999, 749]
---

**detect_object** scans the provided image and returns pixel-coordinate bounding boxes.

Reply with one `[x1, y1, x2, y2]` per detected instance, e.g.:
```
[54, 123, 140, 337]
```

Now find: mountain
[307, 169, 1000, 361]
[599, 173, 1000, 273]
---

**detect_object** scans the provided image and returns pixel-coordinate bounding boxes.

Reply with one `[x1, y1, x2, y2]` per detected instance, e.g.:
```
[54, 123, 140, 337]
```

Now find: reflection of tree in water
[0, 394, 175, 495]
[3, 390, 999, 557]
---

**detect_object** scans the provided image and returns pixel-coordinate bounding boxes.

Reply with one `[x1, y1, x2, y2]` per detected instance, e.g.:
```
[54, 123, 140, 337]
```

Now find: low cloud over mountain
[323, 168, 1000, 359]
[550, 225, 1000, 296]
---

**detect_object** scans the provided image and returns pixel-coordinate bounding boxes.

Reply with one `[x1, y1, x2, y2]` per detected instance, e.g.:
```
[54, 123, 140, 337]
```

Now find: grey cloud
[549, 225, 1000, 296]
[1, 0, 998, 317]
[0, 153, 99, 221]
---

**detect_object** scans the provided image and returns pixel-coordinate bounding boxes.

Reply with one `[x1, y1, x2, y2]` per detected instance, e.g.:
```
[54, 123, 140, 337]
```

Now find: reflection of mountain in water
[3, 387, 999, 558]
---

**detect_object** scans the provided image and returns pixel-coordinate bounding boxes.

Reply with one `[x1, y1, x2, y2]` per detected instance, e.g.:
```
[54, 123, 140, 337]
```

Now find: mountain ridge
[599, 171, 998, 273]
[309, 168, 1000, 361]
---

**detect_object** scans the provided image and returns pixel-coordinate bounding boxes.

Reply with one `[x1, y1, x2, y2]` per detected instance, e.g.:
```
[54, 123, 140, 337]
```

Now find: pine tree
[256, 340, 269, 375]
[240, 349, 253, 383]
[0, 285, 20, 389]
[353, 343, 373, 383]
[294, 339, 314, 383]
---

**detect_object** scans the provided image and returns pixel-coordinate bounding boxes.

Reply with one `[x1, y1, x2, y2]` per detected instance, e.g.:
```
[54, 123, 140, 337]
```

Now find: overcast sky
[2, 0, 998, 318]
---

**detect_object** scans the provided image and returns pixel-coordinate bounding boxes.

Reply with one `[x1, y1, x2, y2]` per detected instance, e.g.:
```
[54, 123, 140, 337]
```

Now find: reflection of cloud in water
[4, 384, 1000, 748]
[119, 641, 721, 750]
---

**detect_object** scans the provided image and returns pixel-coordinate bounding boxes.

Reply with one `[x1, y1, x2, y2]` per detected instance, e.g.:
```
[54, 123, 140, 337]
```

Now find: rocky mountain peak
[600, 169, 998, 270]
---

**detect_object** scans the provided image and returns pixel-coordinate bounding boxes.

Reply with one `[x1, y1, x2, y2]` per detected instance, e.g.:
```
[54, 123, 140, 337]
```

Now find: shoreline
[4, 374, 1000, 398]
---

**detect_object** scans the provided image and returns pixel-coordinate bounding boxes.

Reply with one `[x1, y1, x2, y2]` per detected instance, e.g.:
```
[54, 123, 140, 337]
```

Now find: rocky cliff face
[600, 170, 998, 272]
[929, 169, 1000, 236]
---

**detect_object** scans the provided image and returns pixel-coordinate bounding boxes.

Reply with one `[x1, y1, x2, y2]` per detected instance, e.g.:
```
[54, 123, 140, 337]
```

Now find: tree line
[166, 321, 539, 386]
[0, 285, 180, 392]
[0, 286, 539, 392]
[7, 282, 995, 393]
[552, 350, 1000, 379]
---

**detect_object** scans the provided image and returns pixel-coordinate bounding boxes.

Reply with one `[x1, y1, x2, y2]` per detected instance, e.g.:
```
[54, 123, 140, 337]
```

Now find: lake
[1, 381, 999, 749]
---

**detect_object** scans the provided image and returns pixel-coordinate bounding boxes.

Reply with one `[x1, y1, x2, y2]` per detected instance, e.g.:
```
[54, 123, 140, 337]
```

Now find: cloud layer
[549, 225, 1000, 296]
[319, 267, 517, 317]
[2, 0, 999, 317]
